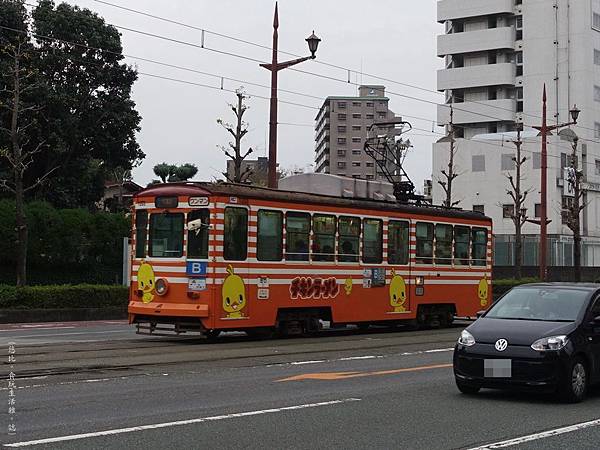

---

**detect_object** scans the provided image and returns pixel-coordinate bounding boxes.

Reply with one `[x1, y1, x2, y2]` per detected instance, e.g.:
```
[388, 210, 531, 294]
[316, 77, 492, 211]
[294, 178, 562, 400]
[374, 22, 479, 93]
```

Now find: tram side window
[435, 224, 453, 265]
[454, 226, 470, 265]
[224, 207, 248, 261]
[362, 219, 383, 264]
[416, 222, 434, 264]
[257, 210, 283, 261]
[338, 216, 360, 263]
[187, 209, 210, 259]
[135, 210, 148, 258]
[286, 212, 310, 261]
[388, 220, 409, 265]
[312, 215, 336, 262]
[149, 213, 184, 257]
[472, 228, 488, 266]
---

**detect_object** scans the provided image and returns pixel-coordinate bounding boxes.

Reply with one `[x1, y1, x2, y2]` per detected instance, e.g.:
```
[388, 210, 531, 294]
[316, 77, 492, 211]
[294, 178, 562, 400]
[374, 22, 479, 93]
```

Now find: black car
[454, 283, 600, 402]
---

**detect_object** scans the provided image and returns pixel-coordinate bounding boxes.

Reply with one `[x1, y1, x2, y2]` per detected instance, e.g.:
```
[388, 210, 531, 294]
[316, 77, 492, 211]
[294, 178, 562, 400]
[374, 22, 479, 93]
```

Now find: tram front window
[149, 213, 184, 258]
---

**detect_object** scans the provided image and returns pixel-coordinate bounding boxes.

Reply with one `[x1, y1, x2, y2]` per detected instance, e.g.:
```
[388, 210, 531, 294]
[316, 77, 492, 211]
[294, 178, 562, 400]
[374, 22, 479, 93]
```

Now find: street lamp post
[260, 2, 321, 188]
[531, 84, 580, 281]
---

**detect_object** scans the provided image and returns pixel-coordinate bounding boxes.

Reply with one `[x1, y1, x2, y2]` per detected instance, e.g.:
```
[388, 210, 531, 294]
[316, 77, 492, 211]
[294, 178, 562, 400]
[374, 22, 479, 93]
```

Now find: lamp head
[570, 105, 580, 123]
[306, 31, 321, 58]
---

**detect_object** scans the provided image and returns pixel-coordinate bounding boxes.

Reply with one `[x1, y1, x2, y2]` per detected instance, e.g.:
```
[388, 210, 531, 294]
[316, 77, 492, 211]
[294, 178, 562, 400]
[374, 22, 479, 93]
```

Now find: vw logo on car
[453, 283, 600, 403]
[494, 339, 508, 352]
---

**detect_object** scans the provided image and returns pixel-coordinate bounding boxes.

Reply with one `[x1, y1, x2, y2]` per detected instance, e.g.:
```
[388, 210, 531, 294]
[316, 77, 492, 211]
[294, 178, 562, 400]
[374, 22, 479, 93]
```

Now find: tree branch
[23, 166, 60, 193]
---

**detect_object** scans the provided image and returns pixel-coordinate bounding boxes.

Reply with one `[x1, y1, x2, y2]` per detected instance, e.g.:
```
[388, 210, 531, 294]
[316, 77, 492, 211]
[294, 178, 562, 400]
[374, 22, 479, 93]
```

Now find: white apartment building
[433, 0, 600, 267]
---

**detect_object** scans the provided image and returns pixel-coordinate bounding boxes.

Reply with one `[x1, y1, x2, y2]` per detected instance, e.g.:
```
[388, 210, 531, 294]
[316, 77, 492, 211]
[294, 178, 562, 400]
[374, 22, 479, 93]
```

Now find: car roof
[513, 282, 600, 292]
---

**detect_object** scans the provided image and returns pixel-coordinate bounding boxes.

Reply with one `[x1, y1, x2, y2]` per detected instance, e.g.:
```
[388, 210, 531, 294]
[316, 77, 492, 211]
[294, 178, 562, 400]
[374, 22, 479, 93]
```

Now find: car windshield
[485, 287, 589, 322]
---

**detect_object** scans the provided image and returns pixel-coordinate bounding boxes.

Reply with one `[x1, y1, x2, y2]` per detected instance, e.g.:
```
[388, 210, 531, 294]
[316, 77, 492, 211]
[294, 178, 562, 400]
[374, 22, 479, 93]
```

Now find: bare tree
[437, 106, 461, 208]
[564, 136, 586, 282]
[503, 124, 532, 280]
[0, 39, 56, 287]
[217, 89, 253, 183]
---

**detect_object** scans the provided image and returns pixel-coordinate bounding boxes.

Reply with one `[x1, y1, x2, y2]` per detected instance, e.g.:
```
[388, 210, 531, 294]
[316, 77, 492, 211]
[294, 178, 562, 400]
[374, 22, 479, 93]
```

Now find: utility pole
[438, 106, 459, 208]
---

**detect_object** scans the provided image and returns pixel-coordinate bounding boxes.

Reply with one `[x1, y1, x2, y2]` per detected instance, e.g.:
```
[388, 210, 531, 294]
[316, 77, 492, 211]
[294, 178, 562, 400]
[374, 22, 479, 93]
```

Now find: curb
[0, 307, 127, 324]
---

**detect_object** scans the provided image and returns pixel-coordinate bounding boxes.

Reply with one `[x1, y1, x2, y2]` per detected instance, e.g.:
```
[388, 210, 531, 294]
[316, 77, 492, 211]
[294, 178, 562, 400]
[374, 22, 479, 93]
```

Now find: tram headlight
[155, 278, 169, 296]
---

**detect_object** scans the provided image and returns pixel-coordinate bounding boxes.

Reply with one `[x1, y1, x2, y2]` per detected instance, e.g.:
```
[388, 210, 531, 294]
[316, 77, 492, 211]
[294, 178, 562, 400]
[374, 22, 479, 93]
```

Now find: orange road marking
[276, 363, 453, 382]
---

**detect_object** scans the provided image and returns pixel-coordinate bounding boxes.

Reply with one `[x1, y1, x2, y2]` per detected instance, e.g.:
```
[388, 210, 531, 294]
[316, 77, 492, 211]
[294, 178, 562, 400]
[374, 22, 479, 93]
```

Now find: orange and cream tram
[128, 182, 492, 337]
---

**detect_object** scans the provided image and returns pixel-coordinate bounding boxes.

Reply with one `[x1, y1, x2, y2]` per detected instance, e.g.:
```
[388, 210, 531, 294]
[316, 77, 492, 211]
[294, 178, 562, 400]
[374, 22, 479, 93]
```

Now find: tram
[128, 182, 492, 337]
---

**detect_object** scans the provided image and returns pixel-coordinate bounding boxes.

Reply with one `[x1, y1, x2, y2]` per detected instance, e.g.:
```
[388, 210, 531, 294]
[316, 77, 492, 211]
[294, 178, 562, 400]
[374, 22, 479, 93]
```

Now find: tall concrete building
[433, 0, 600, 267]
[315, 85, 399, 180]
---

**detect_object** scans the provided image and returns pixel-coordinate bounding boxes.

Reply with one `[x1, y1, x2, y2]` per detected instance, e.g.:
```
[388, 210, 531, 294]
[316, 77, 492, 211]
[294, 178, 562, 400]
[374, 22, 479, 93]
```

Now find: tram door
[388, 219, 411, 313]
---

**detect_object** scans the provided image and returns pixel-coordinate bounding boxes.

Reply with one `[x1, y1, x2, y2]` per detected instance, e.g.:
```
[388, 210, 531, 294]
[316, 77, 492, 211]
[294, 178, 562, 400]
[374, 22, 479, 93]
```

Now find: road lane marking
[276, 363, 453, 382]
[467, 418, 600, 449]
[3, 398, 361, 447]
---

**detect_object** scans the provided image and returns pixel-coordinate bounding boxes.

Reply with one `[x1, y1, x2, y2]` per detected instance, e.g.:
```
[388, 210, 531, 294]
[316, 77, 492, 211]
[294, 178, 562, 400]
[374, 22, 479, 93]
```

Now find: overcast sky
[61, 0, 444, 188]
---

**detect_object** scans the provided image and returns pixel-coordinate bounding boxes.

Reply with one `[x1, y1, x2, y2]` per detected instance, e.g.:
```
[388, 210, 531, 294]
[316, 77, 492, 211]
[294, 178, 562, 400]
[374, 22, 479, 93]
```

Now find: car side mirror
[476, 310, 486, 318]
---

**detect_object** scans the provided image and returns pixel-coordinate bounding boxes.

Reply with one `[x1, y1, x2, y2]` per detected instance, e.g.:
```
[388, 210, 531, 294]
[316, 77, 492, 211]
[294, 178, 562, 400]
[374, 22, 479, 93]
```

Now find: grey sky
[62, 0, 443, 188]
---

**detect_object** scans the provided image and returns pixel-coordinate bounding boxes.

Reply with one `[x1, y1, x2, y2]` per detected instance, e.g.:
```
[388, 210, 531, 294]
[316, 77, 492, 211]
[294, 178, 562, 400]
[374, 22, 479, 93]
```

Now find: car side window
[590, 297, 600, 318]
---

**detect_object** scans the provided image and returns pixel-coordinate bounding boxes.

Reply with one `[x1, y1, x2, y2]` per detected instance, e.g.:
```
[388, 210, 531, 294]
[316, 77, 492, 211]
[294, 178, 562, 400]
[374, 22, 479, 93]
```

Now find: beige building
[314, 85, 399, 180]
[225, 156, 269, 186]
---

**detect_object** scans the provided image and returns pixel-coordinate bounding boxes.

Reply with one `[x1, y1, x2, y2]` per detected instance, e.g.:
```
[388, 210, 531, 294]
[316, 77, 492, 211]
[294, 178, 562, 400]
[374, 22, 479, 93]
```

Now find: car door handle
[589, 337, 594, 341]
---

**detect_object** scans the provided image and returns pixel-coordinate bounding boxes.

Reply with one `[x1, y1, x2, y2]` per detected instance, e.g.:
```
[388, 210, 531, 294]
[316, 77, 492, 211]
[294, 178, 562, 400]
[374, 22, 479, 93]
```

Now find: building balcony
[437, 99, 516, 125]
[437, 0, 515, 22]
[437, 63, 515, 91]
[437, 27, 514, 57]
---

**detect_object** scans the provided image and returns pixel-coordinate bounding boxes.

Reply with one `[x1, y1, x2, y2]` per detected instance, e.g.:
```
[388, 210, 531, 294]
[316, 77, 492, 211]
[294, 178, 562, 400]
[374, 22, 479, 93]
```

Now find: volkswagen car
[453, 283, 600, 402]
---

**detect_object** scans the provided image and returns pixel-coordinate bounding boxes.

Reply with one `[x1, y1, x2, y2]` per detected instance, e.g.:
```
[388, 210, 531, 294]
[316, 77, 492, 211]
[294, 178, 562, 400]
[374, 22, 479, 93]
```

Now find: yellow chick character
[137, 262, 155, 304]
[478, 277, 489, 307]
[344, 278, 353, 295]
[389, 269, 407, 312]
[222, 265, 246, 318]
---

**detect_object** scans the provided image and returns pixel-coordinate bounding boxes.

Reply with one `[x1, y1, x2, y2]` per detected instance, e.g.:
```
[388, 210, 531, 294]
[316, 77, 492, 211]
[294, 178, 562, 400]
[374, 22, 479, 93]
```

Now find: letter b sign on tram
[186, 261, 207, 277]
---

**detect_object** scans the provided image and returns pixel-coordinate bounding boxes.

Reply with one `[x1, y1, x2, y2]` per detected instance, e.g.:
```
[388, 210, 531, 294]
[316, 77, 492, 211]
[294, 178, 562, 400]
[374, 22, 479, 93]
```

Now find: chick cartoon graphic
[478, 277, 489, 307]
[222, 265, 247, 318]
[344, 278, 353, 296]
[389, 269, 407, 313]
[137, 262, 155, 304]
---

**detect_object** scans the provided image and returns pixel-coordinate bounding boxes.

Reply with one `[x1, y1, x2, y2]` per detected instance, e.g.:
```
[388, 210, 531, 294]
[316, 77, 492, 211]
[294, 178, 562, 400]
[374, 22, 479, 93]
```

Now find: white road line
[468, 418, 600, 450]
[0, 330, 129, 339]
[3, 398, 362, 448]
[289, 360, 326, 365]
[0, 327, 76, 332]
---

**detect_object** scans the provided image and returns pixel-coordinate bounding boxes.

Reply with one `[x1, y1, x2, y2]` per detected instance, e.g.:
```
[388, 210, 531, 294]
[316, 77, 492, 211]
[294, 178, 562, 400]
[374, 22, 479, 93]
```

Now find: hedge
[0, 285, 129, 309]
[492, 278, 540, 298]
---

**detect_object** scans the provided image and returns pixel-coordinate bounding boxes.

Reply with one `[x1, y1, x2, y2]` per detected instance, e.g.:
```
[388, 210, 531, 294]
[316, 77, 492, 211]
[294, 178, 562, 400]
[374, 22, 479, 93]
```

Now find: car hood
[467, 318, 577, 346]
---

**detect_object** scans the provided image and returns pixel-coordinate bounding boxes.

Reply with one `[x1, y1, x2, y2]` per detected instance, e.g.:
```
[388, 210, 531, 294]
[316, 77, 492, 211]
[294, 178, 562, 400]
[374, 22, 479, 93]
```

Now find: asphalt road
[2, 321, 600, 449]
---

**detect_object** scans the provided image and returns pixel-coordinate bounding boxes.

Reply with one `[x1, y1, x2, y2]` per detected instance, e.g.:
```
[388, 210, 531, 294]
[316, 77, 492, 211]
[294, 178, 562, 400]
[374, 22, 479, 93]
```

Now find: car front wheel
[456, 378, 480, 395]
[559, 357, 587, 403]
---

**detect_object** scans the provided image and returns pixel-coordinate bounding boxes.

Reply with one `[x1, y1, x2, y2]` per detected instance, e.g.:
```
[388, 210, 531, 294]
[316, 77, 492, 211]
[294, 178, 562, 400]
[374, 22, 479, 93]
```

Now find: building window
[388, 221, 409, 265]
[596, 159, 600, 176]
[366, 162, 374, 167]
[351, 137, 361, 143]
[502, 204, 514, 219]
[352, 113, 361, 119]
[473, 205, 485, 214]
[337, 137, 347, 145]
[366, 174, 374, 180]
[362, 219, 382, 264]
[135, 211, 148, 258]
[501, 154, 515, 171]
[337, 162, 346, 169]
[337, 149, 346, 157]
[595, 123, 600, 139]
[435, 224, 453, 265]
[352, 101, 361, 107]
[187, 209, 210, 259]
[338, 113, 347, 121]
[352, 162, 361, 167]
[471, 228, 487, 266]
[223, 208, 248, 261]
[595, 49, 600, 65]
[338, 102, 347, 109]
[366, 102, 374, 107]
[378, 112, 387, 119]
[352, 150, 361, 155]
[366, 114, 374, 119]
[257, 210, 283, 261]
[338, 216, 360, 262]
[595, 85, 600, 102]
[149, 213, 184, 258]
[337, 126, 347, 133]
[533, 152, 541, 169]
[312, 215, 336, 262]
[415, 222, 434, 264]
[352, 125, 362, 131]
[472, 155, 486, 172]
[352, 175, 361, 179]
[593, 12, 600, 31]
[454, 226, 470, 265]
[561, 152, 568, 169]
[285, 212, 310, 261]
[535, 203, 541, 218]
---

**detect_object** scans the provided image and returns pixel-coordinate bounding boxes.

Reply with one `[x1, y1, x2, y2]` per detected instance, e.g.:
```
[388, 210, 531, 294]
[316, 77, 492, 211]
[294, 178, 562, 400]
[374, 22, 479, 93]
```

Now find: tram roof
[136, 182, 491, 223]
